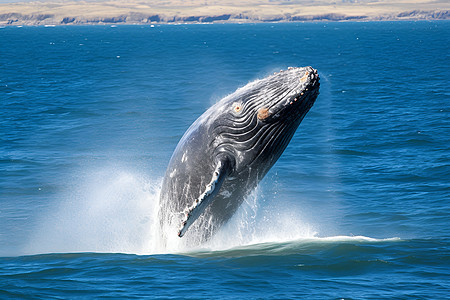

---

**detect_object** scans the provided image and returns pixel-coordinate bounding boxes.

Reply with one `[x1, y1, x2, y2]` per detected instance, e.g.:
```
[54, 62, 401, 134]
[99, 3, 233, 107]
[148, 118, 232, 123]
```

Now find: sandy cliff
[0, 0, 449, 25]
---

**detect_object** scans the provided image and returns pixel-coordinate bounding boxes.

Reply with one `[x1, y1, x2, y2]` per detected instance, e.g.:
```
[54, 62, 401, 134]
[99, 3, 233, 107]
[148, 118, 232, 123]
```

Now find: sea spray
[206, 188, 318, 251]
[24, 165, 319, 255]
[24, 167, 162, 255]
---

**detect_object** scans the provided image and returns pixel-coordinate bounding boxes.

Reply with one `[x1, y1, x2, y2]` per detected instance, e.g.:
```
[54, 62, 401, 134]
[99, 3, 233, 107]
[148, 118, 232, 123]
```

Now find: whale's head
[212, 66, 320, 174]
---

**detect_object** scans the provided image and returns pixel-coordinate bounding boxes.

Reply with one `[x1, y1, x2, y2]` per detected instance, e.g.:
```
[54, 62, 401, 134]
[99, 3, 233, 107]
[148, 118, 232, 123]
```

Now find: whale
[158, 66, 320, 244]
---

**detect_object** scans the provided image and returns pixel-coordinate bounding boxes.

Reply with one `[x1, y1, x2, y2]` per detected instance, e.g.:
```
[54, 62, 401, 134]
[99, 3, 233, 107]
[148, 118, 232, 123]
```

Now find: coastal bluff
[1, 0, 449, 25]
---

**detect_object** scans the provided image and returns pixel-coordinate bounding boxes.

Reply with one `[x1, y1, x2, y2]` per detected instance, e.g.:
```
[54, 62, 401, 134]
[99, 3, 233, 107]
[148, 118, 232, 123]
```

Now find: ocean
[1, 21, 449, 298]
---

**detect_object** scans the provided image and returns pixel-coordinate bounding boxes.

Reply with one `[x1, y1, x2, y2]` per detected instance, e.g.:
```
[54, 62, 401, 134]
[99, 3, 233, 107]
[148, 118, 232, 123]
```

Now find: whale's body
[158, 67, 320, 244]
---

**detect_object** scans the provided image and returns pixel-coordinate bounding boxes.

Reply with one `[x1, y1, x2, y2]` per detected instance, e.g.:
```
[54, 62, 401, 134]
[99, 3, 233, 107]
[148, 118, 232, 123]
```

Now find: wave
[4, 236, 448, 300]
[183, 236, 402, 258]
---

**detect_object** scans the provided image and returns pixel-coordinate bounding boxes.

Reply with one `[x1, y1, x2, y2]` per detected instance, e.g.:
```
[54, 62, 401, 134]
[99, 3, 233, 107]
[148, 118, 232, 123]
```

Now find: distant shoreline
[1, 0, 448, 26]
[1, 12, 449, 26]
[2, 19, 450, 27]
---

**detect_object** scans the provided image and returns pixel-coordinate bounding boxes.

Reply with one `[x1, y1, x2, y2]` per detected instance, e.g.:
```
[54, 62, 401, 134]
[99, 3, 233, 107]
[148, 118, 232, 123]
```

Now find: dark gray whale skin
[158, 66, 320, 244]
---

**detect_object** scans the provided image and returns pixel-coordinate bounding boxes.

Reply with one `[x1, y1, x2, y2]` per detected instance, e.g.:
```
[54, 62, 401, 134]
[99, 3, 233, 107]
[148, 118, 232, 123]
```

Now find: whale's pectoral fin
[178, 157, 232, 237]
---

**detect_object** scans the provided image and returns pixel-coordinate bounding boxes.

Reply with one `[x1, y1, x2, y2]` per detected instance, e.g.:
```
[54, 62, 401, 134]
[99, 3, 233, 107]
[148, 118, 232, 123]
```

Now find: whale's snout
[297, 67, 320, 99]
[304, 67, 319, 86]
[293, 66, 320, 93]
[264, 66, 320, 121]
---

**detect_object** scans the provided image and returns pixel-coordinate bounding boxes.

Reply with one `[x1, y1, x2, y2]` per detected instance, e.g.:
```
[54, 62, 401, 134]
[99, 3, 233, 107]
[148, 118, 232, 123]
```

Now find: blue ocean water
[1, 21, 449, 298]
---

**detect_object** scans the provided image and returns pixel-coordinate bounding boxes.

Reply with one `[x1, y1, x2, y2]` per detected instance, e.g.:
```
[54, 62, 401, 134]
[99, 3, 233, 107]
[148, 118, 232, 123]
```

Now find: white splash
[24, 165, 390, 256]
[25, 167, 163, 255]
[203, 187, 318, 251]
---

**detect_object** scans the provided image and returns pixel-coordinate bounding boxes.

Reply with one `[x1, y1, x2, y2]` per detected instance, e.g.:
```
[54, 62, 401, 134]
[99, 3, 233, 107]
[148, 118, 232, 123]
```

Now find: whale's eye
[232, 102, 242, 113]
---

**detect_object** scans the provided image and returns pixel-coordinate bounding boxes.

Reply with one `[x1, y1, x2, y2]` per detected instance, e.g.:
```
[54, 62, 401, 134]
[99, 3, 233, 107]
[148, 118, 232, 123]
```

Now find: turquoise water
[1, 22, 449, 298]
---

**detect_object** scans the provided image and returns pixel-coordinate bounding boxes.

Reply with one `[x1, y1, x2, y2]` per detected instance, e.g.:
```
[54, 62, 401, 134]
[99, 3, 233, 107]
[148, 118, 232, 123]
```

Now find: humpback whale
[158, 66, 320, 244]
